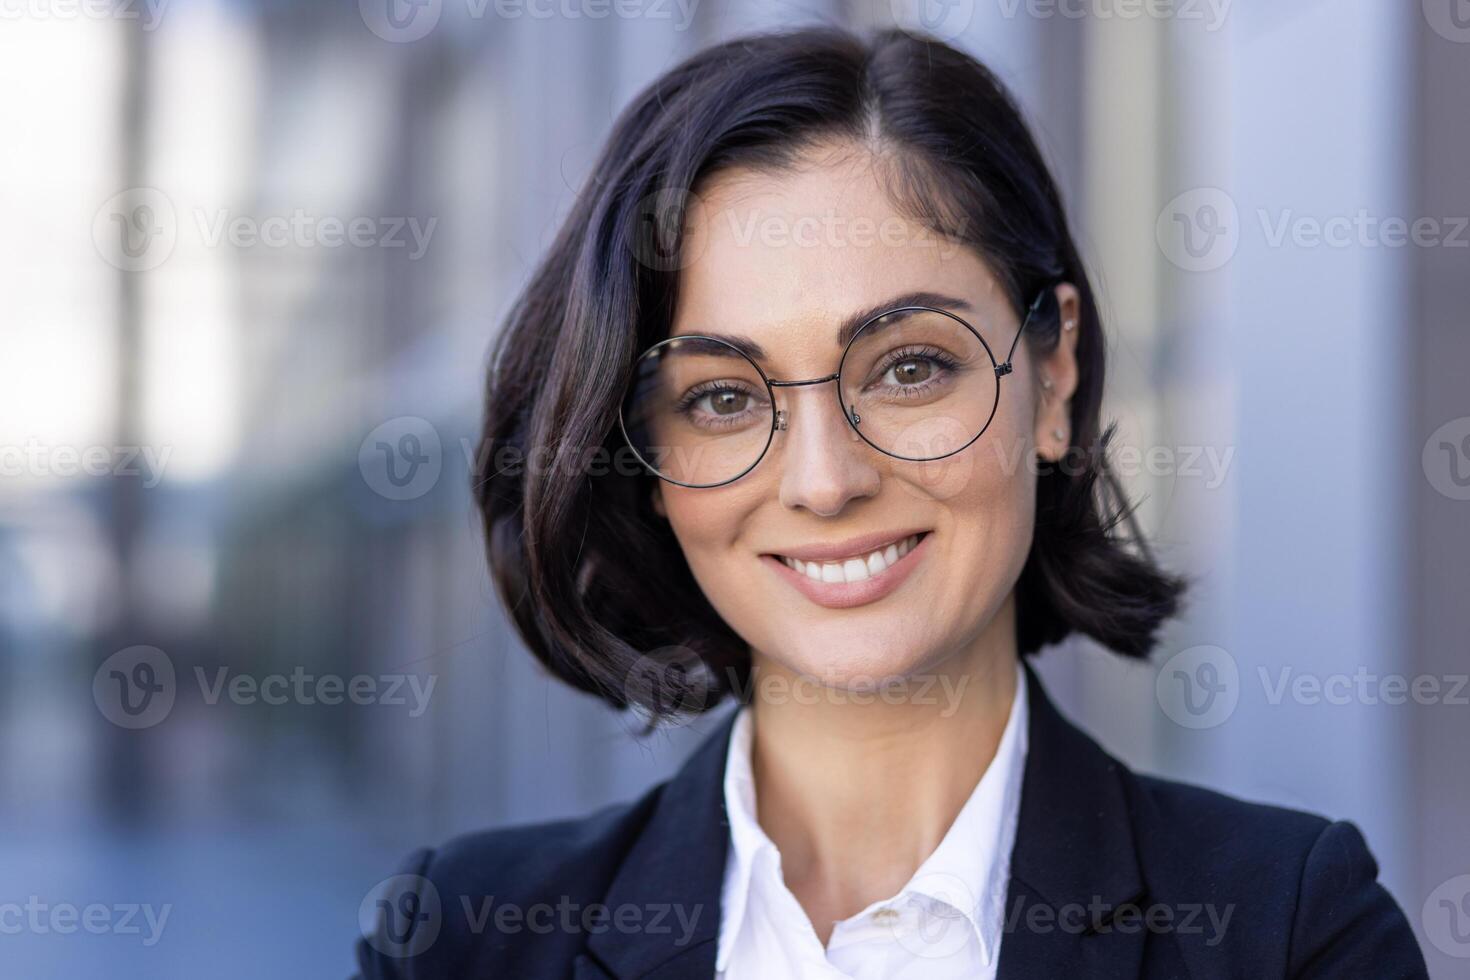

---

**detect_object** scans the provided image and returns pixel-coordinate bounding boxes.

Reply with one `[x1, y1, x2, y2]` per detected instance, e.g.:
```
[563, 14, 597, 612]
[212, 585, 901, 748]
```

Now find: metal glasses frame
[619, 285, 1055, 488]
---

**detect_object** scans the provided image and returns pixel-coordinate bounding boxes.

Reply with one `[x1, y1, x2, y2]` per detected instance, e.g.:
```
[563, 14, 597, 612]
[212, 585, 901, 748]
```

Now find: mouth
[759, 530, 932, 609]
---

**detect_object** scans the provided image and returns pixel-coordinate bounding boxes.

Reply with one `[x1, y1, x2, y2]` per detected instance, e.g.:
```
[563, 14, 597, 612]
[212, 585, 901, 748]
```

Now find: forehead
[671, 145, 1001, 355]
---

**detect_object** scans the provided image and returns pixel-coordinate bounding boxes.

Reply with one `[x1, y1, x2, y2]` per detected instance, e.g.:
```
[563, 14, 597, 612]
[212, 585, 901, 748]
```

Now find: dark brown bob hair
[473, 26, 1187, 721]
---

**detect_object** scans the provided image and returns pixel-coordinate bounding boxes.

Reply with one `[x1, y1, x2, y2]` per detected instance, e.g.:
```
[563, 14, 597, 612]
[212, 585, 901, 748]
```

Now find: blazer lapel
[580, 662, 1148, 979]
[581, 710, 737, 980]
[996, 661, 1148, 978]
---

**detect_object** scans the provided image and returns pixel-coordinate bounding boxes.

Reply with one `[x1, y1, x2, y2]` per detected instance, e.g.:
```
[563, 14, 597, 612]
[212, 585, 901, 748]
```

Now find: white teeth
[778, 534, 923, 584]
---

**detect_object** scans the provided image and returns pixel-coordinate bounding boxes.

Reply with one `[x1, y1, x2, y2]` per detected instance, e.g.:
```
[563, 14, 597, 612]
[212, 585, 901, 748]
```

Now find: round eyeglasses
[618, 287, 1054, 488]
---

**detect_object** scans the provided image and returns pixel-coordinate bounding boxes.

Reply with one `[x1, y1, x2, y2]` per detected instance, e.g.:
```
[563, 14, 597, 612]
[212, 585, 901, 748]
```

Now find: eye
[870, 345, 960, 392]
[886, 356, 936, 387]
[673, 381, 767, 429]
[701, 388, 750, 415]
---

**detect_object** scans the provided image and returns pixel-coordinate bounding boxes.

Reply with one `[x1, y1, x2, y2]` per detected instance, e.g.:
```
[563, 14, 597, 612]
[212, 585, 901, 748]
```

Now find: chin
[761, 624, 945, 690]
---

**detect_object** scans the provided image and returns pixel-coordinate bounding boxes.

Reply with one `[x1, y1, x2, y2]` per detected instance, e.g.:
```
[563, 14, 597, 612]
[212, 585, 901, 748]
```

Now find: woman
[356, 27, 1426, 979]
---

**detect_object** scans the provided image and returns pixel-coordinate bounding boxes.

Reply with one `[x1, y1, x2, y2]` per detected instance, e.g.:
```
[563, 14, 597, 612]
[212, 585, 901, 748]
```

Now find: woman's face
[652, 142, 1079, 690]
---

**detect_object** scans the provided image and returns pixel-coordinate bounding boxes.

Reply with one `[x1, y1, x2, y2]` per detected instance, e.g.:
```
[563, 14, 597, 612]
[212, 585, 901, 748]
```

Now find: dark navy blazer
[354, 663, 1428, 978]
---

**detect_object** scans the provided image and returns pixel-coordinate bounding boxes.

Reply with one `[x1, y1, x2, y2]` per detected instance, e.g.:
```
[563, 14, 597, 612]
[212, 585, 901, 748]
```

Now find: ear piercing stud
[1052, 428, 1066, 441]
[1040, 377, 1054, 391]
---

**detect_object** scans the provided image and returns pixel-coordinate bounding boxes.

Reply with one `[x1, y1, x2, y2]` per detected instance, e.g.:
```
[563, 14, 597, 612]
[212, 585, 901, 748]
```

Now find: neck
[744, 594, 1021, 936]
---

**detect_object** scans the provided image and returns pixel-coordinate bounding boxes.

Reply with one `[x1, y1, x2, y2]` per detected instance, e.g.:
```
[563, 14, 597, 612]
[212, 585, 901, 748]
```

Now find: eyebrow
[678, 291, 975, 363]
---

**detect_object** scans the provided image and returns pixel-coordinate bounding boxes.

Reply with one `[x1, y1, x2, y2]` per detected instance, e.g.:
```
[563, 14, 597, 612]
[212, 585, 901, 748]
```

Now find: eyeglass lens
[621, 309, 999, 487]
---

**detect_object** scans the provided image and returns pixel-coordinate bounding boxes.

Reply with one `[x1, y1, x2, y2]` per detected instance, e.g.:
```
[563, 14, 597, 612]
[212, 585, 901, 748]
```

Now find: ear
[1033, 282, 1082, 464]
[651, 481, 667, 519]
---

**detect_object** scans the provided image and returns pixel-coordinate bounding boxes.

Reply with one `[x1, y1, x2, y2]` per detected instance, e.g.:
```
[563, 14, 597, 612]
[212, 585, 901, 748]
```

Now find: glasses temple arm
[997, 287, 1052, 378]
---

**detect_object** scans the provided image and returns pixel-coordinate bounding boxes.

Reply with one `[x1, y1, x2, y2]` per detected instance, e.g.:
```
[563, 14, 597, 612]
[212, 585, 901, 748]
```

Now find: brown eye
[892, 359, 933, 385]
[707, 390, 748, 415]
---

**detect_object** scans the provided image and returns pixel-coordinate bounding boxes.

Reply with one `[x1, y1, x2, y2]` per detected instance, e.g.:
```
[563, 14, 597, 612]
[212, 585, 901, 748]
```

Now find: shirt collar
[715, 661, 1030, 971]
[715, 695, 765, 973]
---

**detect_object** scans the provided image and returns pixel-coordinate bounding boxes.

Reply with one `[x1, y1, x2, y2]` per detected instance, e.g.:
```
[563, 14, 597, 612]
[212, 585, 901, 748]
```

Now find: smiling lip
[765, 528, 933, 563]
[760, 530, 932, 609]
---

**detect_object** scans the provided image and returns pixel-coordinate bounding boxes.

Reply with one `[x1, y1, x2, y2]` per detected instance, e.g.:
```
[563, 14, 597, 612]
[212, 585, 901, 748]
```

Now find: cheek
[898, 401, 1036, 516]
[661, 484, 766, 611]
[976, 410, 1037, 512]
[926, 413, 1038, 612]
[965, 411, 1037, 544]
[892, 361, 1040, 505]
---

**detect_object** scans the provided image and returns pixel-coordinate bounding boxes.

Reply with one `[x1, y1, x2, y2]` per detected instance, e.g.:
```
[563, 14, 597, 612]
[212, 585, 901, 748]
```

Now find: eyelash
[673, 380, 765, 429]
[870, 345, 962, 396]
[672, 344, 963, 426]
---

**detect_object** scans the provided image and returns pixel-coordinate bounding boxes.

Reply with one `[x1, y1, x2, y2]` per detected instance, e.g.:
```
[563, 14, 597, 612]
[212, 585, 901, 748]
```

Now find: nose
[773, 382, 881, 516]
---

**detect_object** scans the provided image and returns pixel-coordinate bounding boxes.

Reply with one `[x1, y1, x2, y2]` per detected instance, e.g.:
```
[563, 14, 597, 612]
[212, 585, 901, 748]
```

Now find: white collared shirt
[715, 662, 1029, 980]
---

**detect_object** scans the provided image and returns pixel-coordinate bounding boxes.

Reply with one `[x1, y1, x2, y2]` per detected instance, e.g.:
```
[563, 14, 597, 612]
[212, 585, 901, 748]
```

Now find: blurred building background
[1, 0, 1466, 975]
